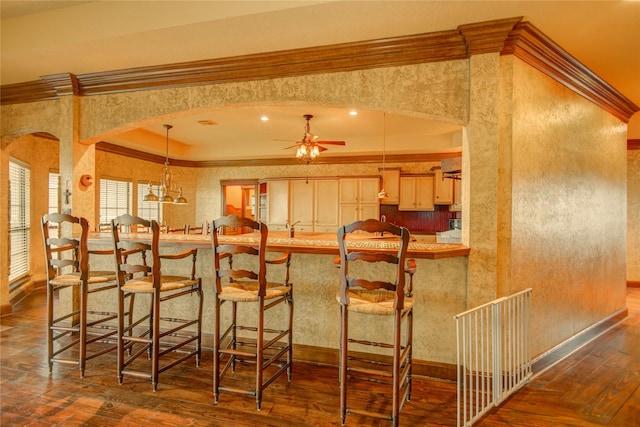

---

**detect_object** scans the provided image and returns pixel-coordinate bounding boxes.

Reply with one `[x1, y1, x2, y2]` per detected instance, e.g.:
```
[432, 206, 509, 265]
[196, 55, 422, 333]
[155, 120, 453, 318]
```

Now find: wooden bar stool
[336, 219, 414, 426]
[111, 214, 203, 391]
[211, 214, 293, 410]
[41, 213, 119, 377]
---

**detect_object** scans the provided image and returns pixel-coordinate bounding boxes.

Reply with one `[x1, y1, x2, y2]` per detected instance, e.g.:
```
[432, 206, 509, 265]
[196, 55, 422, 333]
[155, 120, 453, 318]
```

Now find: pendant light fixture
[143, 124, 188, 204]
[377, 112, 389, 200]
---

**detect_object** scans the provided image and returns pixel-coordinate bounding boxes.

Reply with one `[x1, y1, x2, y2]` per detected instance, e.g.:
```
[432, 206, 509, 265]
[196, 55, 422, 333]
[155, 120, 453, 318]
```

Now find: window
[137, 181, 162, 223]
[99, 178, 131, 229]
[48, 172, 60, 214]
[9, 159, 31, 283]
[46, 172, 60, 236]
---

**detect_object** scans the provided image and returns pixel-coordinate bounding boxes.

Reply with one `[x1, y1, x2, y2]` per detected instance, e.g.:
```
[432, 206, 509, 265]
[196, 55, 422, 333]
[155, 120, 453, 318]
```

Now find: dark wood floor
[1, 289, 638, 426]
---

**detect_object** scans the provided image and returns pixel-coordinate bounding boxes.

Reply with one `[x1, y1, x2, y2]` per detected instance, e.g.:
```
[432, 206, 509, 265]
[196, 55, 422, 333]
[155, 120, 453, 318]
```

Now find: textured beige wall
[465, 54, 502, 307]
[77, 62, 469, 144]
[629, 149, 640, 282]
[506, 57, 628, 356]
[3, 134, 59, 289]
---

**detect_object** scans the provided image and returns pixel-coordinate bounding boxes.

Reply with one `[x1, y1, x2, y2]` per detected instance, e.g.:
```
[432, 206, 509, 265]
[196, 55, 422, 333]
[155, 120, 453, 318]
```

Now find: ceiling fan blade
[317, 145, 329, 152]
[316, 140, 346, 146]
[282, 144, 301, 149]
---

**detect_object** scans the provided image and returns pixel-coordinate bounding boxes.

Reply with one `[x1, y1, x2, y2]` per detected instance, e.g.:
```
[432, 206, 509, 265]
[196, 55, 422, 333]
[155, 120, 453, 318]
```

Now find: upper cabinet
[313, 179, 340, 232]
[450, 177, 462, 212]
[339, 177, 380, 224]
[290, 178, 340, 233]
[379, 168, 400, 205]
[266, 180, 289, 231]
[399, 175, 434, 211]
[433, 169, 454, 205]
[289, 179, 314, 232]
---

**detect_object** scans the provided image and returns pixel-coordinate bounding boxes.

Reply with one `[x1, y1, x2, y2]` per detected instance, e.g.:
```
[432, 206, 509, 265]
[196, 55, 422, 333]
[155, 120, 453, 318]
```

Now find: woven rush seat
[218, 280, 291, 302]
[337, 289, 414, 315]
[120, 276, 199, 293]
[49, 271, 115, 286]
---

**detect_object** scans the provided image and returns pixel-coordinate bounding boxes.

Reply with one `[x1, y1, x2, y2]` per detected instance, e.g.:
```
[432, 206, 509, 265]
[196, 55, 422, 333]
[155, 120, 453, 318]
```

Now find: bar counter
[86, 231, 470, 378]
[89, 231, 470, 259]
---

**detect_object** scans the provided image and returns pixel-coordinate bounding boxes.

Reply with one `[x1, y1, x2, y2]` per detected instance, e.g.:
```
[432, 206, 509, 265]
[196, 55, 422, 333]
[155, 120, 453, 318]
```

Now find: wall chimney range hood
[441, 156, 461, 179]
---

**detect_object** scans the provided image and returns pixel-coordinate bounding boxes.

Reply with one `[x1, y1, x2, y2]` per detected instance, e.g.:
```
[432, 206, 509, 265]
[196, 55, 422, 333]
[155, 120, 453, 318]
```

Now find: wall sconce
[80, 174, 93, 187]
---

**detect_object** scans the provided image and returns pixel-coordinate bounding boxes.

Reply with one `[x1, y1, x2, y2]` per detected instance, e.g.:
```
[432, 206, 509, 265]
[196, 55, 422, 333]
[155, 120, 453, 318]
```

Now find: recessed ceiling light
[260, 115, 269, 121]
[349, 110, 358, 116]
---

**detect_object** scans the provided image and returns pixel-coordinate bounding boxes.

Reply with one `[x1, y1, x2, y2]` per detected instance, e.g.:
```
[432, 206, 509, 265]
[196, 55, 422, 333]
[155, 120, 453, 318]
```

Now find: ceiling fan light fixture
[290, 114, 345, 164]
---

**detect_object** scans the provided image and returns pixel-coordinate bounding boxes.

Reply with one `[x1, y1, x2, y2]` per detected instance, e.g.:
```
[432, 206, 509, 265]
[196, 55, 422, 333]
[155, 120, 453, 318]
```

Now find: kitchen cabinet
[433, 169, 454, 205]
[289, 179, 340, 233]
[450, 178, 462, 212]
[379, 168, 400, 205]
[399, 175, 434, 211]
[289, 179, 314, 232]
[313, 179, 340, 232]
[339, 177, 380, 224]
[258, 182, 267, 222]
[266, 180, 289, 231]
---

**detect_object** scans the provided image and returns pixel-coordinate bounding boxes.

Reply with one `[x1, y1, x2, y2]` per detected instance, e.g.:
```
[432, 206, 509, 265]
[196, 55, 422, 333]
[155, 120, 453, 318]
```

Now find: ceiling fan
[284, 114, 346, 163]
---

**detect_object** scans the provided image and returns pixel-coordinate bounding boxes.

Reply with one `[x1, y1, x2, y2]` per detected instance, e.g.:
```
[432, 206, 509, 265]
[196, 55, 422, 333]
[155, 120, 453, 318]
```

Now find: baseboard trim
[292, 344, 457, 381]
[0, 303, 13, 316]
[199, 338, 458, 381]
[628, 281, 640, 288]
[531, 306, 628, 376]
[2, 279, 46, 316]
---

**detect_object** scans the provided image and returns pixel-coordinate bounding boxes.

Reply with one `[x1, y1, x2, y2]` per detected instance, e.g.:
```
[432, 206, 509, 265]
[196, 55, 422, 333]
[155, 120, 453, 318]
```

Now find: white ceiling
[2, 1, 639, 161]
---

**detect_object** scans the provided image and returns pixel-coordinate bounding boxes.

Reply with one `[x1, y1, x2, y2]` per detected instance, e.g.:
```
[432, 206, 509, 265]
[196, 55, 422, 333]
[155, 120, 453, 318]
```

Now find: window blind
[48, 172, 60, 214]
[9, 159, 31, 282]
[99, 178, 131, 228]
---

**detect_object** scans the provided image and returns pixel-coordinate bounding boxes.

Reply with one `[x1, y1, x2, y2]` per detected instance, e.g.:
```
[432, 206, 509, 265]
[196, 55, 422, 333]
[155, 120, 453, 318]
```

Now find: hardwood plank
[2, 289, 639, 426]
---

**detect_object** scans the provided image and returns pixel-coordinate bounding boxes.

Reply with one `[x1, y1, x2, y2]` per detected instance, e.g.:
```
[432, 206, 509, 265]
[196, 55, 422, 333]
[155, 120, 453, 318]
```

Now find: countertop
[89, 231, 469, 260]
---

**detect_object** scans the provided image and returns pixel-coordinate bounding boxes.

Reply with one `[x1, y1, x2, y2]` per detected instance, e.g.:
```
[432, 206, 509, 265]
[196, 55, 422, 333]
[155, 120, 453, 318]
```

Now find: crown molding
[503, 21, 638, 122]
[2, 17, 636, 122]
[95, 141, 459, 167]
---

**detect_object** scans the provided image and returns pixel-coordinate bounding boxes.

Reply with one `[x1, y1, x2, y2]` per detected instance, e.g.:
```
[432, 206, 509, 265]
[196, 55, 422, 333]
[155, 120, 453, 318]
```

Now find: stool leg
[79, 283, 88, 378]
[231, 301, 237, 372]
[117, 289, 125, 385]
[196, 284, 203, 367]
[407, 308, 413, 401]
[47, 285, 54, 374]
[287, 291, 294, 381]
[213, 296, 221, 404]
[392, 310, 401, 426]
[339, 305, 348, 426]
[151, 289, 160, 392]
[256, 296, 265, 411]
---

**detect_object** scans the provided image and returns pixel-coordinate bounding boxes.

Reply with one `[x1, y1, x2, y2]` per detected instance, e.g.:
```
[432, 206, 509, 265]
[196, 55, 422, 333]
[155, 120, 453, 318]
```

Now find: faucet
[287, 221, 300, 238]
[287, 221, 301, 229]
[379, 215, 386, 236]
